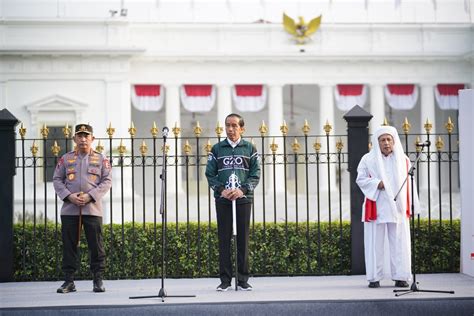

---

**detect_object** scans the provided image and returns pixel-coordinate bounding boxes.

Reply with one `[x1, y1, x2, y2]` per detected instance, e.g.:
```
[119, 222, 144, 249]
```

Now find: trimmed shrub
[13, 219, 459, 281]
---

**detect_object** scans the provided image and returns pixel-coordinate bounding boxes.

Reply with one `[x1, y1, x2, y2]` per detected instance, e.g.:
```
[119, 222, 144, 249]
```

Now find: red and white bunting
[131, 85, 164, 112]
[384, 84, 418, 110]
[435, 84, 465, 110]
[180, 85, 216, 112]
[232, 85, 267, 112]
[334, 84, 367, 111]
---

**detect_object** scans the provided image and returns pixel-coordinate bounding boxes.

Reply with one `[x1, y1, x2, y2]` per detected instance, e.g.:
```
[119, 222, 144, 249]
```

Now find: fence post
[343, 105, 372, 275]
[0, 109, 19, 282]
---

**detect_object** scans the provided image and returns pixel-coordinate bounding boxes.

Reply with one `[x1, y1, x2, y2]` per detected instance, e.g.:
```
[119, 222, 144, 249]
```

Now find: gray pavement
[1, 273, 472, 308]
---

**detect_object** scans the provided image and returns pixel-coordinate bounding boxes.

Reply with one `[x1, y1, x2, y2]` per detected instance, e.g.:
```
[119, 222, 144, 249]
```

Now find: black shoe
[93, 274, 105, 293]
[57, 281, 76, 293]
[368, 281, 380, 288]
[216, 282, 232, 292]
[238, 281, 253, 291]
[394, 280, 409, 288]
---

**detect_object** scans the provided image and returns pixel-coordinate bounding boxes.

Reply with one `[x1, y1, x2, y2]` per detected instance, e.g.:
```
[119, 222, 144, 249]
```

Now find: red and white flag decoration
[232, 85, 267, 112]
[334, 84, 367, 111]
[131, 85, 164, 111]
[384, 84, 418, 110]
[435, 84, 465, 110]
[180, 85, 216, 112]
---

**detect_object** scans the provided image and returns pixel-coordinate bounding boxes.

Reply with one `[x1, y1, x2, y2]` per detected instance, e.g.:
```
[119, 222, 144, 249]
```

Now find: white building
[1, 0, 470, 223]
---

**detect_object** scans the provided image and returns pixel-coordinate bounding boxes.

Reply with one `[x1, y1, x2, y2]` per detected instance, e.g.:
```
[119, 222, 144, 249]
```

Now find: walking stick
[76, 192, 83, 247]
[230, 173, 238, 291]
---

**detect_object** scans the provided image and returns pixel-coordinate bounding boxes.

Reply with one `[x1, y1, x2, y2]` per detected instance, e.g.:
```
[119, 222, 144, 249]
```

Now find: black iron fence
[4, 112, 461, 281]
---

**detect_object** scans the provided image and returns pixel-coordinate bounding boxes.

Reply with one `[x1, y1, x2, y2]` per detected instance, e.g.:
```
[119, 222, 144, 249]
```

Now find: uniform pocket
[87, 167, 101, 184]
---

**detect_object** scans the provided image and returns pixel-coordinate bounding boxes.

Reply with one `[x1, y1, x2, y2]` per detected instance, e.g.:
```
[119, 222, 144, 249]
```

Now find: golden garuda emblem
[283, 13, 322, 45]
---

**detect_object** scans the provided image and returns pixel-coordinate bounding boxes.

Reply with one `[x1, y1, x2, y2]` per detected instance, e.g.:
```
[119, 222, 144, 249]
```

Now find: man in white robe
[356, 125, 419, 288]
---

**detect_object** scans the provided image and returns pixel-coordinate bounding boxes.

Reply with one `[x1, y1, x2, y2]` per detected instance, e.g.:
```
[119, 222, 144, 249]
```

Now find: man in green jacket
[205, 113, 260, 291]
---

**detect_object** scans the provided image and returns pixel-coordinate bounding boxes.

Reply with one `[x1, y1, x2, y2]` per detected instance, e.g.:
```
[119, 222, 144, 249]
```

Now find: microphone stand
[393, 142, 454, 297]
[130, 127, 195, 302]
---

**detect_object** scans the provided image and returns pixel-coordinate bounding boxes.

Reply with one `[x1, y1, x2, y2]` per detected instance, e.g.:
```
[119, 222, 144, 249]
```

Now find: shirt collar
[226, 137, 241, 148]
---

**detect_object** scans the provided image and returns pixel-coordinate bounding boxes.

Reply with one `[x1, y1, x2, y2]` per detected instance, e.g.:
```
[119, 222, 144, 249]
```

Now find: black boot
[93, 272, 105, 293]
[57, 274, 76, 294]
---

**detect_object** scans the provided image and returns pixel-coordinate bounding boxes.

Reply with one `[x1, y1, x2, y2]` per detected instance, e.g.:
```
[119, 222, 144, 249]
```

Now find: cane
[230, 174, 238, 291]
[76, 191, 83, 247]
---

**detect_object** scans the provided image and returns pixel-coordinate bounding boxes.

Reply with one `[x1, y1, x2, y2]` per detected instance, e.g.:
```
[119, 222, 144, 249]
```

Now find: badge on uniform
[103, 159, 111, 169]
[68, 173, 75, 180]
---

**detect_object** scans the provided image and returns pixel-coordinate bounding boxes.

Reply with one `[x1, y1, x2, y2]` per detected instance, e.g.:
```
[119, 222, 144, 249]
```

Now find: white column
[217, 84, 232, 128]
[318, 84, 336, 192]
[105, 79, 132, 224]
[370, 84, 385, 133]
[268, 84, 285, 194]
[165, 84, 181, 194]
[419, 84, 438, 193]
[0, 81, 6, 111]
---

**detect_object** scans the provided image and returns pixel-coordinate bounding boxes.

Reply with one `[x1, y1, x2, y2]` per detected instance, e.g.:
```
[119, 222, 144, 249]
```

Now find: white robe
[357, 150, 419, 283]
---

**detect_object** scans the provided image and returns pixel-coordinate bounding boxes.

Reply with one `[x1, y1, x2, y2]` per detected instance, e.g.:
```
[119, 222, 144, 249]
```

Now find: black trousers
[215, 202, 251, 284]
[61, 215, 105, 276]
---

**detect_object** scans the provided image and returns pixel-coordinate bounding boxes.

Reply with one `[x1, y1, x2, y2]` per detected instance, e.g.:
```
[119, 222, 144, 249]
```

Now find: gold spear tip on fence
[41, 123, 49, 139]
[302, 119, 310, 135]
[63, 123, 71, 138]
[118, 139, 126, 156]
[424, 118, 433, 134]
[215, 121, 223, 136]
[19, 122, 26, 139]
[270, 137, 278, 153]
[336, 138, 344, 152]
[445, 116, 454, 134]
[140, 140, 148, 156]
[313, 138, 322, 153]
[172, 121, 181, 136]
[184, 140, 192, 155]
[128, 121, 136, 138]
[259, 120, 268, 136]
[436, 136, 444, 152]
[402, 117, 411, 134]
[95, 140, 104, 153]
[291, 138, 300, 153]
[31, 140, 39, 157]
[205, 139, 212, 153]
[194, 121, 202, 137]
[51, 140, 61, 156]
[280, 120, 288, 136]
[150, 121, 158, 138]
[415, 136, 422, 153]
[323, 120, 332, 135]
[382, 117, 389, 126]
[107, 122, 115, 138]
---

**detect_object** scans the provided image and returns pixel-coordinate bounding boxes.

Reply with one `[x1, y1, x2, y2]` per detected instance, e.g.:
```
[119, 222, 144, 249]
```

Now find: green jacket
[205, 138, 260, 205]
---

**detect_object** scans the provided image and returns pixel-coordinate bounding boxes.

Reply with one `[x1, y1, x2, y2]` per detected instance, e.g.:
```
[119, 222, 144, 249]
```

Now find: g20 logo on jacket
[218, 155, 249, 170]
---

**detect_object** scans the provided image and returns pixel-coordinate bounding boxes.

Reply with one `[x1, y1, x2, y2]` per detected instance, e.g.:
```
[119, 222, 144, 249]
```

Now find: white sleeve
[356, 155, 381, 201]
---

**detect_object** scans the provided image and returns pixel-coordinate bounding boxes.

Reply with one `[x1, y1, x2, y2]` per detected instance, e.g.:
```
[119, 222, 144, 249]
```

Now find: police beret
[74, 124, 93, 135]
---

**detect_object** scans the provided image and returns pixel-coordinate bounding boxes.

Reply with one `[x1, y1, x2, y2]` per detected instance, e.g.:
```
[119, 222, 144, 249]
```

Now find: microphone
[162, 126, 169, 139]
[416, 140, 431, 147]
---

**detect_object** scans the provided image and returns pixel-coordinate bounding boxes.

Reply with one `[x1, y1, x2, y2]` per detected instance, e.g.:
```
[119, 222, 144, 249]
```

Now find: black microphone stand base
[394, 281, 455, 297]
[129, 288, 196, 302]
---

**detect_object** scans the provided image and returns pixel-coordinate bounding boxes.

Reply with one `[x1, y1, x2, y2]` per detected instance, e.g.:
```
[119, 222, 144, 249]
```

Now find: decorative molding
[25, 94, 88, 129]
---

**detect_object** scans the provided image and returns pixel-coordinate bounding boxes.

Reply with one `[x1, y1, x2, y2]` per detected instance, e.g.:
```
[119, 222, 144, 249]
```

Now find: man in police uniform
[53, 124, 112, 293]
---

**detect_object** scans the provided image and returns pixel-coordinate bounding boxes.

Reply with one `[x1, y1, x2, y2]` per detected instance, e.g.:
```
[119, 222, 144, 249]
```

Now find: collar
[226, 137, 241, 148]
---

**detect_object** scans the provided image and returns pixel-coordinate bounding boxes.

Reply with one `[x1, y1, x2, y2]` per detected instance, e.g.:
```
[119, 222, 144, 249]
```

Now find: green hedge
[13, 220, 459, 281]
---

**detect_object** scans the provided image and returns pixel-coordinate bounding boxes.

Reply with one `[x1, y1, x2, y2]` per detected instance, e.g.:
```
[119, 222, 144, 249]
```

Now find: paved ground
[1, 273, 472, 308]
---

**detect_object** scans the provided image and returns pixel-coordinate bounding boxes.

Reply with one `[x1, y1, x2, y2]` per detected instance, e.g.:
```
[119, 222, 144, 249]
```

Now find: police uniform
[53, 124, 112, 293]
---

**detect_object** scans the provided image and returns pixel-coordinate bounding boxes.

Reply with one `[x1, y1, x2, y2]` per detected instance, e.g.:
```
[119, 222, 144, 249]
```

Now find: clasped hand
[68, 192, 92, 206]
[221, 188, 243, 201]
